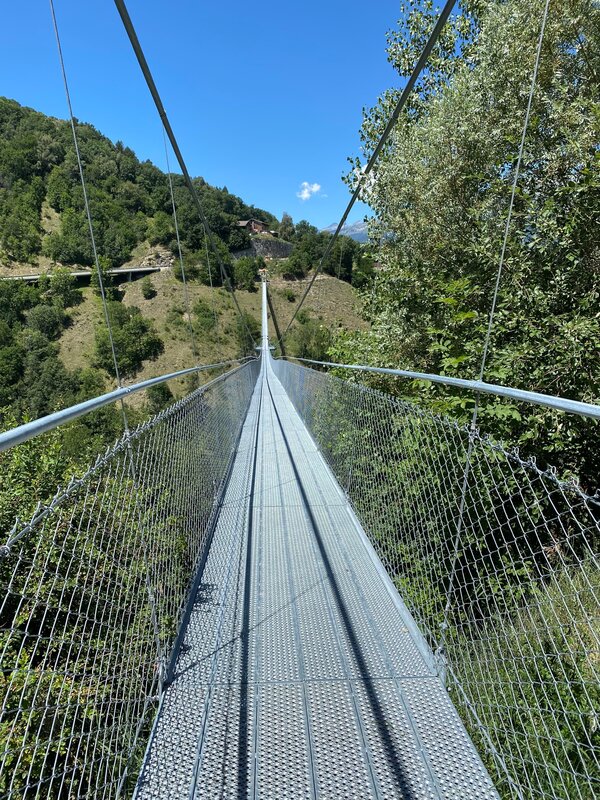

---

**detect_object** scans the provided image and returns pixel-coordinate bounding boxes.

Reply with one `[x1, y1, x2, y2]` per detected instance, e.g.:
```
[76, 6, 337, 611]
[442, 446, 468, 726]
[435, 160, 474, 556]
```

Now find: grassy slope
[58, 269, 367, 403]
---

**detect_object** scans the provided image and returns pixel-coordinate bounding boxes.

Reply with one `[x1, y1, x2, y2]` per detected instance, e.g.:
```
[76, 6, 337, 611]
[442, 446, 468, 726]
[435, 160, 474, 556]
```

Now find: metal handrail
[279, 357, 600, 420]
[0, 358, 257, 452]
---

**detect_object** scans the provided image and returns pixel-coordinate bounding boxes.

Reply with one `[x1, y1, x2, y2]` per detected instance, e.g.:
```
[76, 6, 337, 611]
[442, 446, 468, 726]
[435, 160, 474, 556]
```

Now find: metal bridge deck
[134, 363, 496, 798]
[135, 285, 498, 799]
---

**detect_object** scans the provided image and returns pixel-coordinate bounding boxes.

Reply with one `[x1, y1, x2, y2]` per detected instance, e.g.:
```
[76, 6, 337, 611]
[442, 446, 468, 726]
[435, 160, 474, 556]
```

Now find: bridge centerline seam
[266, 378, 319, 799]
[265, 365, 415, 800]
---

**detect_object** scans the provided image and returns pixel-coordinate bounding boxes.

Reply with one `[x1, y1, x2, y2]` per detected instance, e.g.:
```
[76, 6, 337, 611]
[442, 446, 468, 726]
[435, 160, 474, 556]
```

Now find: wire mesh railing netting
[272, 357, 600, 800]
[0, 360, 260, 800]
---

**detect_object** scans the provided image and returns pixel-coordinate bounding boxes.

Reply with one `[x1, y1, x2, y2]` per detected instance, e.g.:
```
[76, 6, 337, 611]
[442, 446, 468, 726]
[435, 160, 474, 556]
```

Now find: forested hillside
[0, 97, 370, 452]
[0, 96, 280, 269]
[0, 97, 374, 286]
[335, 0, 599, 489]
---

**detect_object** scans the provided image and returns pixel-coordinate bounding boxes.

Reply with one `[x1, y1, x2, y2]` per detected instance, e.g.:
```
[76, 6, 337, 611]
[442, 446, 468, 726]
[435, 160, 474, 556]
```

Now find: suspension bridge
[1, 0, 599, 798]
[134, 282, 498, 799]
[1, 276, 598, 799]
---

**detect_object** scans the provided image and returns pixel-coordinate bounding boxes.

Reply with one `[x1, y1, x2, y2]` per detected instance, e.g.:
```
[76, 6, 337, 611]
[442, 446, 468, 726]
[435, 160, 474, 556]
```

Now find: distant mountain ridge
[321, 220, 369, 242]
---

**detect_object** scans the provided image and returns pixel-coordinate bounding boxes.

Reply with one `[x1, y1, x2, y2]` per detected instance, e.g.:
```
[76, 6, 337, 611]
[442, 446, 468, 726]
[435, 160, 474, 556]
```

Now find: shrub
[26, 304, 64, 339]
[193, 299, 216, 332]
[141, 276, 156, 299]
[95, 302, 163, 377]
[235, 312, 260, 356]
[288, 313, 331, 361]
[233, 257, 258, 291]
[146, 382, 174, 414]
[166, 305, 185, 328]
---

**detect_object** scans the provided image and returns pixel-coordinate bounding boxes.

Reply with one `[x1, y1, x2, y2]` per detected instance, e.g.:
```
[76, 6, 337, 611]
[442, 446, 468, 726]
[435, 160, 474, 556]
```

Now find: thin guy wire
[162, 126, 199, 368]
[440, 0, 551, 662]
[281, 0, 458, 340]
[50, 2, 168, 712]
[113, 0, 256, 348]
[477, 0, 551, 381]
[49, 0, 123, 393]
[203, 233, 218, 328]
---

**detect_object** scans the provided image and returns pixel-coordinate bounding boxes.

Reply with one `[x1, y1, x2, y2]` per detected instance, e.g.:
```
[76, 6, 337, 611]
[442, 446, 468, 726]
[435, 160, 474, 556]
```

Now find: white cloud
[296, 181, 321, 201]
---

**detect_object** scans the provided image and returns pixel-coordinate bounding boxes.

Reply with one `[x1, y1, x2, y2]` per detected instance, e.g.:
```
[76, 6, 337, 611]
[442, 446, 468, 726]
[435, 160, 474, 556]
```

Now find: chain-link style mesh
[0, 360, 260, 800]
[272, 357, 600, 800]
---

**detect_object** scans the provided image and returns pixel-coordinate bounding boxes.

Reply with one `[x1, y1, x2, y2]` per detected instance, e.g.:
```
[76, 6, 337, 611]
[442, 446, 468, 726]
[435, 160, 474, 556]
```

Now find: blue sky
[0, 1, 400, 229]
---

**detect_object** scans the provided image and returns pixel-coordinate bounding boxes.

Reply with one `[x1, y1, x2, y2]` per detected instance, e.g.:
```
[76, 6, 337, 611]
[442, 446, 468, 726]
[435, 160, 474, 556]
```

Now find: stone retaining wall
[231, 238, 293, 260]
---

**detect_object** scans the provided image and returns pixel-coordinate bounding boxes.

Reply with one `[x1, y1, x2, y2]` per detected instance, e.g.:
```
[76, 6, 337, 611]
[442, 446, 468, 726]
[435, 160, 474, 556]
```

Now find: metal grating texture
[0, 361, 260, 799]
[272, 356, 600, 800]
[135, 353, 499, 799]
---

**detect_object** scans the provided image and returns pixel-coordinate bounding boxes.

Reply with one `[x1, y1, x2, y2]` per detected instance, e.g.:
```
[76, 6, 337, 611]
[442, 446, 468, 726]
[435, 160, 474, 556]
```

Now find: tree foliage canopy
[335, 0, 600, 486]
[0, 97, 276, 268]
[94, 302, 164, 377]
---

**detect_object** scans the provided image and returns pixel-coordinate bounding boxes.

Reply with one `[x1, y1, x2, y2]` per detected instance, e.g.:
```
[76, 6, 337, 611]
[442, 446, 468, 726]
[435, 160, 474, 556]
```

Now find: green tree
[338, 0, 600, 485]
[42, 208, 93, 265]
[90, 256, 115, 299]
[288, 311, 332, 361]
[26, 304, 64, 339]
[46, 165, 73, 212]
[148, 211, 174, 246]
[47, 267, 82, 308]
[233, 256, 259, 291]
[141, 276, 156, 299]
[0, 178, 44, 261]
[228, 225, 251, 251]
[351, 249, 375, 288]
[94, 302, 164, 377]
[0, 344, 25, 406]
[279, 212, 295, 242]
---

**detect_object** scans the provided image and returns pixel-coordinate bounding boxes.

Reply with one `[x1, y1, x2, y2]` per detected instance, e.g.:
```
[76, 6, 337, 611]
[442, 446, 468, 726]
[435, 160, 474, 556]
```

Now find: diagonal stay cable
[113, 0, 256, 347]
[281, 0, 458, 341]
[49, 0, 123, 392]
[162, 127, 200, 371]
[203, 235, 218, 328]
[266, 283, 286, 358]
[49, 0, 165, 697]
[439, 0, 551, 669]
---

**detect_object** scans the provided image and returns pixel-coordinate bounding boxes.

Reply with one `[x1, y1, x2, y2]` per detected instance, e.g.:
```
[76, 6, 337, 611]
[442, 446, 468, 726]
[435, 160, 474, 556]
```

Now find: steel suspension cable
[281, 0, 458, 341]
[48, 2, 164, 713]
[49, 0, 124, 393]
[162, 127, 199, 369]
[203, 236, 218, 328]
[266, 284, 286, 358]
[113, 0, 256, 348]
[440, 0, 552, 662]
[477, 0, 551, 382]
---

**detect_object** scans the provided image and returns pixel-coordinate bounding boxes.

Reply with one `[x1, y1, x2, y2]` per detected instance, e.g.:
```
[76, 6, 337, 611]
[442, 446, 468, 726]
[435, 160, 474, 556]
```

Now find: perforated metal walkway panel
[134, 283, 499, 799]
